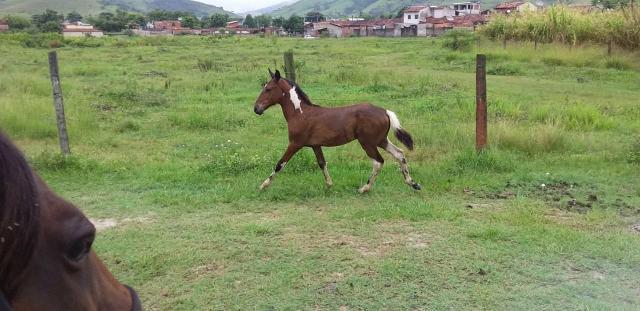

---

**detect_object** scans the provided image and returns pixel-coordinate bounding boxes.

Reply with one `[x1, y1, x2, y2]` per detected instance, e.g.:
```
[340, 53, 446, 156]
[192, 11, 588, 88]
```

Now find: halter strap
[0, 290, 11, 311]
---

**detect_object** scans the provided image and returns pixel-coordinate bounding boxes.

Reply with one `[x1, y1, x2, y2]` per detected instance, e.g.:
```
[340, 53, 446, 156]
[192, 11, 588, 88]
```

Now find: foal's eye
[67, 235, 93, 262]
[265, 87, 272, 91]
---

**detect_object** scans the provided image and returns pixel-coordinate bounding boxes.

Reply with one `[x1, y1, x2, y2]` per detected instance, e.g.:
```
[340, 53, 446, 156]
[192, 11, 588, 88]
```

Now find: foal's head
[254, 69, 288, 115]
[0, 132, 141, 310]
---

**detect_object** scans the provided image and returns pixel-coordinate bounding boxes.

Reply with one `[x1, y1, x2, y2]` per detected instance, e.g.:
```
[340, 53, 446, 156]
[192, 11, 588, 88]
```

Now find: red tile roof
[405, 5, 427, 13]
[320, 19, 400, 28]
[423, 15, 487, 27]
[495, 1, 525, 10]
[62, 28, 102, 32]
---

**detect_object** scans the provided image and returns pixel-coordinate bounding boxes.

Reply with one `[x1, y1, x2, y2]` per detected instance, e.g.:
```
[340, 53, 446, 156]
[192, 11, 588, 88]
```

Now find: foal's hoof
[412, 183, 422, 191]
[259, 180, 271, 190]
[358, 185, 371, 194]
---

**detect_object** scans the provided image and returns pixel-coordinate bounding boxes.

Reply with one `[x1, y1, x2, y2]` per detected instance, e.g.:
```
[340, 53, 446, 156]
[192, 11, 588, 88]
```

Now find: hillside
[268, 0, 554, 17]
[0, 0, 235, 17]
[269, 0, 426, 18]
[242, 0, 298, 15]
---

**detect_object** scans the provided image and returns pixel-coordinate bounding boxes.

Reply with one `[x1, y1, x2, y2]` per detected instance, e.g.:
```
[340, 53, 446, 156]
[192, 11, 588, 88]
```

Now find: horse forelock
[0, 133, 40, 298]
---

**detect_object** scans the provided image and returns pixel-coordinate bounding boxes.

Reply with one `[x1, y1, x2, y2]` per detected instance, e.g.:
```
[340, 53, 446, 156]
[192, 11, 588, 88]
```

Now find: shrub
[487, 63, 522, 76]
[197, 59, 214, 72]
[65, 38, 104, 48]
[441, 30, 475, 51]
[541, 57, 566, 67]
[115, 119, 140, 133]
[494, 123, 571, 155]
[30, 152, 97, 172]
[604, 58, 629, 70]
[100, 88, 168, 109]
[628, 138, 640, 164]
[449, 148, 514, 174]
[20, 33, 64, 48]
[48, 40, 63, 48]
[562, 104, 613, 130]
[479, 5, 640, 50]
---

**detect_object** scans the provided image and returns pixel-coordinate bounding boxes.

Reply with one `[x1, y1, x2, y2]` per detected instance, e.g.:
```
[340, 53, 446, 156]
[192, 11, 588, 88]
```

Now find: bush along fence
[480, 5, 640, 52]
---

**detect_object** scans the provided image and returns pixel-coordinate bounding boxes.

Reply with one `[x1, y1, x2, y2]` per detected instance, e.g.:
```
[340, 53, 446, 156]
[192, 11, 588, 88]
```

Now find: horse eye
[265, 87, 272, 91]
[67, 236, 93, 262]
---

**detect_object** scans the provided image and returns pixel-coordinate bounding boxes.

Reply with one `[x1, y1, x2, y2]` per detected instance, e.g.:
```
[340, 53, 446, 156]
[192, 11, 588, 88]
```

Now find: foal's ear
[274, 70, 281, 81]
[268, 68, 274, 79]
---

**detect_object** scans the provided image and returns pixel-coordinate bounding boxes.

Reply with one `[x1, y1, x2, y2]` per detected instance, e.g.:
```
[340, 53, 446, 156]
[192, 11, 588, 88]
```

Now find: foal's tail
[386, 110, 414, 151]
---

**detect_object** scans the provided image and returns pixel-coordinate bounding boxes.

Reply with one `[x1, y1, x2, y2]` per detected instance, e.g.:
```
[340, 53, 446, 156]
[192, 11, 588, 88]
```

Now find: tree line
[1, 9, 318, 34]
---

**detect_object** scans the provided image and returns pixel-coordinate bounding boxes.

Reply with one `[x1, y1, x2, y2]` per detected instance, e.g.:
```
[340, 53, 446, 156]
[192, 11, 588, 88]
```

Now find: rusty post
[283, 51, 296, 83]
[476, 54, 487, 152]
[48, 51, 71, 155]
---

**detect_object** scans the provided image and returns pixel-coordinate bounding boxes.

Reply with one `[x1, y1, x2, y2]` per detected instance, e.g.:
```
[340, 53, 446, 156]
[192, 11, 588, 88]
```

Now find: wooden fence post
[48, 51, 71, 155]
[476, 54, 487, 152]
[283, 51, 296, 83]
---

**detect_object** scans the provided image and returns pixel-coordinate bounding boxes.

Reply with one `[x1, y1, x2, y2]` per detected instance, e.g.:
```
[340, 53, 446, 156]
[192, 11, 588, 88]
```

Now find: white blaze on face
[289, 86, 303, 113]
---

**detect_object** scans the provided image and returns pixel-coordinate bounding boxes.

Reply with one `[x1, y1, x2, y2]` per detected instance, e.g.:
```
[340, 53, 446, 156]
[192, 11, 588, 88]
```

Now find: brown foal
[253, 69, 421, 193]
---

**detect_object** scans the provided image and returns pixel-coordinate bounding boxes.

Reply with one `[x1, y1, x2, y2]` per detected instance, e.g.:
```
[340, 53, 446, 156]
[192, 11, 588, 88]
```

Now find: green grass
[1, 35, 639, 310]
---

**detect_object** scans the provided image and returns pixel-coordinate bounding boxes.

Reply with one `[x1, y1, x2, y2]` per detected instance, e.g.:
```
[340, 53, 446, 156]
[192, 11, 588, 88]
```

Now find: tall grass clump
[441, 30, 476, 51]
[528, 104, 614, 131]
[493, 122, 572, 155]
[449, 148, 515, 174]
[628, 138, 640, 164]
[480, 5, 640, 50]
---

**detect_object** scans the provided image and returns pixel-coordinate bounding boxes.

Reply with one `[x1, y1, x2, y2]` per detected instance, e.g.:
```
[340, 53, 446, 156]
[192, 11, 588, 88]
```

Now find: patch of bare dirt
[467, 180, 639, 215]
[632, 224, 640, 234]
[186, 263, 226, 280]
[89, 215, 154, 232]
[90, 218, 118, 231]
[281, 222, 436, 258]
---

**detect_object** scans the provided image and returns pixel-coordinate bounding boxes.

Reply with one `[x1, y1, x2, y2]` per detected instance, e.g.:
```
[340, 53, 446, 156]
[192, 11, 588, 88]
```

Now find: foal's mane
[283, 78, 320, 107]
[0, 132, 40, 298]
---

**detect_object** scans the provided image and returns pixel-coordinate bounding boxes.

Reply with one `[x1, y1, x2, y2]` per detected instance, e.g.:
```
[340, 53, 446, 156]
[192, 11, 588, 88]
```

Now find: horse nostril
[254, 107, 263, 115]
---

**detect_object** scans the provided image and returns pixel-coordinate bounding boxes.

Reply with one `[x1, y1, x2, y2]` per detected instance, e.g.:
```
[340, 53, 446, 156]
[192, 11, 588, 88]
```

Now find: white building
[403, 6, 428, 24]
[62, 21, 103, 38]
[452, 2, 481, 16]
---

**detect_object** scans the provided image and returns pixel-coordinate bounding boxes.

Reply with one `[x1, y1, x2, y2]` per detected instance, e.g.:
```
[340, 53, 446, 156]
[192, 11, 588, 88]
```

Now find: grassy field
[1, 35, 639, 310]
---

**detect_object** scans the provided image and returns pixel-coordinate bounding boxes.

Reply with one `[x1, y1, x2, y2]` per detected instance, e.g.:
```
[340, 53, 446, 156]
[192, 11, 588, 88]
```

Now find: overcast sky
[197, 0, 286, 13]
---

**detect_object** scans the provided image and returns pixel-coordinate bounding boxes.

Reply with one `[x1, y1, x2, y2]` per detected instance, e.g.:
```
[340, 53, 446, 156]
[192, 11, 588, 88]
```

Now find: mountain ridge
[267, 0, 563, 18]
[0, 0, 236, 17]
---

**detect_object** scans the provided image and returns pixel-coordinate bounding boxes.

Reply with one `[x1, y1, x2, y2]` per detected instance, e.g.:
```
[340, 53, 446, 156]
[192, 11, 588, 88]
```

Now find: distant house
[62, 21, 103, 38]
[226, 21, 241, 29]
[419, 14, 486, 36]
[306, 19, 398, 38]
[0, 20, 9, 32]
[153, 20, 182, 31]
[427, 5, 456, 18]
[495, 1, 538, 14]
[452, 2, 481, 16]
[397, 2, 484, 36]
[404, 6, 428, 24]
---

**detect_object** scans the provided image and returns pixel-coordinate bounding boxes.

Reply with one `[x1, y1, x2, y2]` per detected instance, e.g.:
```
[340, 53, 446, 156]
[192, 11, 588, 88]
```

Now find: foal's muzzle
[125, 285, 143, 311]
[254, 106, 264, 115]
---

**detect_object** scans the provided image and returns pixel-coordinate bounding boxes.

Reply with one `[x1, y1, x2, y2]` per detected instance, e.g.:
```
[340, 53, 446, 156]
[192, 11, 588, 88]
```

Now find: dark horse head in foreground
[254, 69, 422, 193]
[0, 132, 142, 310]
